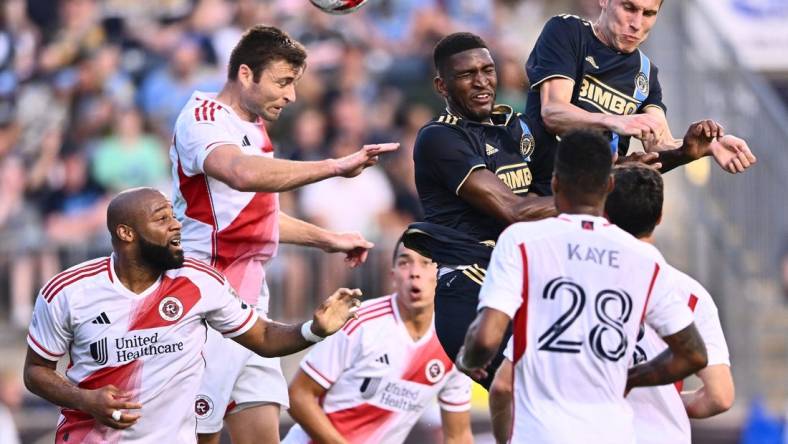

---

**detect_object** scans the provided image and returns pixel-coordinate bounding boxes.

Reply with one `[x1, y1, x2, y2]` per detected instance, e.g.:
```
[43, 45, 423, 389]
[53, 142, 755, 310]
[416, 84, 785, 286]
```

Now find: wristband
[301, 320, 325, 343]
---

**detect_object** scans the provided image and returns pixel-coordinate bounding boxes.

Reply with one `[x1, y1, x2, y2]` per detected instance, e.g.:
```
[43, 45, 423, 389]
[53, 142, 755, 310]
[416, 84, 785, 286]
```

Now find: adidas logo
[91, 312, 111, 325]
[375, 354, 390, 365]
[485, 144, 499, 156]
[585, 56, 599, 69]
[241, 135, 251, 147]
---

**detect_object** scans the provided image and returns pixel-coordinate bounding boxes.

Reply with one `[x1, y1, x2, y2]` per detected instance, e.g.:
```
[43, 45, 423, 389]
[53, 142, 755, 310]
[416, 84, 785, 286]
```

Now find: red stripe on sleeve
[28, 334, 65, 359]
[221, 310, 255, 335]
[304, 361, 335, 385]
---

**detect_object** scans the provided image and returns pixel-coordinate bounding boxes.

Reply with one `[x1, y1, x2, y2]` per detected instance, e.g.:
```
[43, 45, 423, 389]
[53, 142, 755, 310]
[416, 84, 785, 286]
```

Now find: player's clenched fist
[78, 385, 142, 429]
[311, 288, 363, 337]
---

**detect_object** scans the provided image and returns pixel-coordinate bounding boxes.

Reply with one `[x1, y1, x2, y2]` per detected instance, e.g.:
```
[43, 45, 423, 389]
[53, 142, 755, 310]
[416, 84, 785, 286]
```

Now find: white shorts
[195, 286, 288, 434]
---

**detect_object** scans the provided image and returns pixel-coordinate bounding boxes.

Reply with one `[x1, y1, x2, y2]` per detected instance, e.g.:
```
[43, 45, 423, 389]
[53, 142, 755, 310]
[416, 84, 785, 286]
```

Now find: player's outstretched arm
[440, 409, 473, 444]
[455, 308, 510, 382]
[203, 143, 399, 193]
[655, 120, 757, 174]
[626, 323, 708, 392]
[232, 288, 362, 357]
[488, 359, 514, 444]
[681, 364, 735, 418]
[459, 169, 555, 225]
[23, 348, 142, 429]
[288, 370, 349, 444]
[539, 78, 662, 142]
[279, 212, 373, 267]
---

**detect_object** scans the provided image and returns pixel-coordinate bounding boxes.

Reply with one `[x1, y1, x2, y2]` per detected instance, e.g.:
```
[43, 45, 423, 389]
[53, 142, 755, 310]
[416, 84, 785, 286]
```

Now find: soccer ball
[308, 0, 370, 15]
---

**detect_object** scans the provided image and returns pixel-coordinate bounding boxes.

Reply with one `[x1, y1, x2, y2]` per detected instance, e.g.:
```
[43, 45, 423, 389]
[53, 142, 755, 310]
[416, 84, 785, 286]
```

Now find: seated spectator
[90, 106, 169, 192]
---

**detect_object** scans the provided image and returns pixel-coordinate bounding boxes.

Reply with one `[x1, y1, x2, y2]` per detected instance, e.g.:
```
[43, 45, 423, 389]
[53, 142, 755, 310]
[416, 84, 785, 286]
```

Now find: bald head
[107, 187, 168, 242]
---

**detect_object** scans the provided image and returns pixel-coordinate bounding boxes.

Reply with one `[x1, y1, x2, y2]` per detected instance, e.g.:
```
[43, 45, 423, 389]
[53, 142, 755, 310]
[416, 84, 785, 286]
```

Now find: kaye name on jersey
[90, 332, 185, 364]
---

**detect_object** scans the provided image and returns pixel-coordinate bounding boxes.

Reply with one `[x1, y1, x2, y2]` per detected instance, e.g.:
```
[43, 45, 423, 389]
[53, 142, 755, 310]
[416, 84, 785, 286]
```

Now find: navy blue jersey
[413, 105, 551, 250]
[525, 14, 666, 157]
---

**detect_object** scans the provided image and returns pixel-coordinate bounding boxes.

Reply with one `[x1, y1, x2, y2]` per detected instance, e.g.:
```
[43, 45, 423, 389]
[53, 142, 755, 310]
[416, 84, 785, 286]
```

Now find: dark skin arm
[232, 288, 361, 358]
[455, 308, 511, 382]
[23, 349, 143, 429]
[458, 169, 555, 225]
[626, 322, 708, 392]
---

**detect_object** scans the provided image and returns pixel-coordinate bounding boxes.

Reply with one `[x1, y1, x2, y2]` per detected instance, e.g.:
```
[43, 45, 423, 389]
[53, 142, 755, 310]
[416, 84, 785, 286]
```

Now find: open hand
[79, 385, 142, 429]
[709, 134, 757, 174]
[312, 288, 363, 337]
[334, 143, 399, 178]
[323, 232, 373, 268]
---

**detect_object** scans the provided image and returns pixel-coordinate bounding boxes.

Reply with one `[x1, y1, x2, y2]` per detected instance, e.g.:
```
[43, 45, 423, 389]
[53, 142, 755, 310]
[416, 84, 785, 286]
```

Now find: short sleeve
[641, 64, 666, 113]
[175, 119, 237, 176]
[300, 331, 355, 389]
[437, 369, 472, 412]
[526, 16, 582, 90]
[205, 281, 258, 338]
[27, 292, 72, 361]
[692, 290, 730, 367]
[477, 226, 526, 318]
[502, 336, 513, 361]
[414, 125, 486, 195]
[644, 271, 694, 338]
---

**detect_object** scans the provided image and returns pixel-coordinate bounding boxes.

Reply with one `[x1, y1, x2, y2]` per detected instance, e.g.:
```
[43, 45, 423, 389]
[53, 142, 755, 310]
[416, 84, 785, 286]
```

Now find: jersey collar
[108, 253, 164, 299]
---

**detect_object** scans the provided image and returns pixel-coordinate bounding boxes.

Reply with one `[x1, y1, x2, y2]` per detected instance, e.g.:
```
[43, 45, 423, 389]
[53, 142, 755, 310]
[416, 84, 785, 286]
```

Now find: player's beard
[138, 234, 185, 271]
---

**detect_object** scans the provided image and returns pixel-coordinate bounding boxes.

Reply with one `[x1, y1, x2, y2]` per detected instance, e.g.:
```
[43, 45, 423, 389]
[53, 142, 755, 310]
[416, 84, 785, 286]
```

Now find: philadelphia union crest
[635, 72, 649, 97]
[520, 132, 535, 160]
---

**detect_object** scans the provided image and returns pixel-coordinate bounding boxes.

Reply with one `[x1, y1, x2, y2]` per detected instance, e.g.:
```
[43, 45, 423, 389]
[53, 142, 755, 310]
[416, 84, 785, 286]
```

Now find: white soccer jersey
[170, 91, 278, 305]
[627, 264, 730, 444]
[283, 294, 472, 444]
[27, 256, 258, 444]
[478, 214, 694, 444]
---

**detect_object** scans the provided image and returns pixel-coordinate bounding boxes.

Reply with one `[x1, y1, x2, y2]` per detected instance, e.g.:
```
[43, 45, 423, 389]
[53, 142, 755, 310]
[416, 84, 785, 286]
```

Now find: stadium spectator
[284, 240, 473, 444]
[90, 106, 169, 193]
[23, 187, 361, 443]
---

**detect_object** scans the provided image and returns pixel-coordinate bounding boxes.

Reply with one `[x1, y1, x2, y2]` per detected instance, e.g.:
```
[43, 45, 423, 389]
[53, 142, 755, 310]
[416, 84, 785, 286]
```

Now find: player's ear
[238, 64, 254, 87]
[434, 76, 448, 98]
[116, 224, 135, 243]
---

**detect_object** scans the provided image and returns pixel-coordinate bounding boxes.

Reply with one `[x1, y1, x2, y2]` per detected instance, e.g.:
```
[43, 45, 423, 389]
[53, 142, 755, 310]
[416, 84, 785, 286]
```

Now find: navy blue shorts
[434, 269, 510, 390]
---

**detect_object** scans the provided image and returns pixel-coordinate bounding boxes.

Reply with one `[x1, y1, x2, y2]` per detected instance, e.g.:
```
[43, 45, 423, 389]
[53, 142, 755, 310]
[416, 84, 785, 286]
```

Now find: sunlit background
[0, 0, 786, 443]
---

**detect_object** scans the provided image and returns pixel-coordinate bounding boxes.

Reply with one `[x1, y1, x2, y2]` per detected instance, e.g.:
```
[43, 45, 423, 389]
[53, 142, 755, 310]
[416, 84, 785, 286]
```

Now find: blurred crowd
[0, 0, 603, 329]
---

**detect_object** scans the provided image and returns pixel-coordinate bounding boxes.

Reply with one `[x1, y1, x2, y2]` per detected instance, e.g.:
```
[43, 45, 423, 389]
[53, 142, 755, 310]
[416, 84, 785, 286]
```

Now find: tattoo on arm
[627, 323, 708, 390]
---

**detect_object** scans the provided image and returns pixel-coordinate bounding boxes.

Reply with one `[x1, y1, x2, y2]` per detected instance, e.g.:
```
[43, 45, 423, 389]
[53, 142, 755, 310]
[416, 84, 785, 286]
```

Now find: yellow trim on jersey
[462, 269, 484, 286]
[577, 97, 614, 115]
[455, 164, 487, 195]
[530, 74, 576, 91]
[641, 104, 667, 113]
